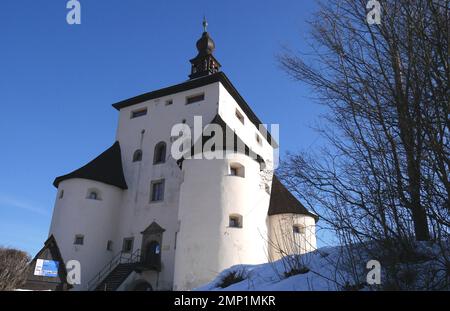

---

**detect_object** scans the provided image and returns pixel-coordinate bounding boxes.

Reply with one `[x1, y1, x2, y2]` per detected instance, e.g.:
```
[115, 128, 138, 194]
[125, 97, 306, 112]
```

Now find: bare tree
[277, 0, 448, 288]
[0, 247, 31, 291]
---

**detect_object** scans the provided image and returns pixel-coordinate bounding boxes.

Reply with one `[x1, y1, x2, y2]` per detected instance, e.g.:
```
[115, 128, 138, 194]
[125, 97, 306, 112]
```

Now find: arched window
[87, 189, 101, 200]
[229, 214, 243, 228]
[153, 142, 166, 164]
[133, 149, 143, 162]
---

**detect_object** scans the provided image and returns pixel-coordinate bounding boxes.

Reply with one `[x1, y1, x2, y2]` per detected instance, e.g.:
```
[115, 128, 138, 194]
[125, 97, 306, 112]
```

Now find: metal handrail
[87, 248, 141, 291]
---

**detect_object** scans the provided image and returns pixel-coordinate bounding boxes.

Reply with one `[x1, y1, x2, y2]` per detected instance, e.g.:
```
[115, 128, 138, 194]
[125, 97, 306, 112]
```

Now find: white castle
[28, 21, 317, 291]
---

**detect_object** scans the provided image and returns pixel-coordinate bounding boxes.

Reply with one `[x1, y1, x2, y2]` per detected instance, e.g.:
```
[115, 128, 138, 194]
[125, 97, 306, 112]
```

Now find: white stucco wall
[173, 152, 271, 290]
[111, 82, 221, 290]
[268, 214, 317, 261]
[49, 178, 123, 290]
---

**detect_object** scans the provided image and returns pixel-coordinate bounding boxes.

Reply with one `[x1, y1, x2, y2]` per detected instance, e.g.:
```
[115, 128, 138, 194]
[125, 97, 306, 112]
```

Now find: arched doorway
[140, 221, 165, 272]
[144, 241, 161, 270]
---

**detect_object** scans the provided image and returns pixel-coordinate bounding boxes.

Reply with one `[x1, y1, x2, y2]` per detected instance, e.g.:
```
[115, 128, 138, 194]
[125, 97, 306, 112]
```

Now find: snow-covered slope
[196, 246, 348, 291]
[196, 242, 449, 291]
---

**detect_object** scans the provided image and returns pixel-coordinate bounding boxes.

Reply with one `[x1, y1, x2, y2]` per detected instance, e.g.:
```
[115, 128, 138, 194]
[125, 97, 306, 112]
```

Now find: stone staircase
[94, 263, 138, 291]
[87, 249, 142, 291]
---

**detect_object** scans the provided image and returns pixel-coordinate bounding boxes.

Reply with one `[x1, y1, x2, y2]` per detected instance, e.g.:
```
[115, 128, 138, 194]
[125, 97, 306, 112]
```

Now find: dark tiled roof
[178, 114, 266, 167]
[141, 222, 166, 234]
[112, 72, 275, 146]
[53, 141, 128, 190]
[268, 176, 318, 221]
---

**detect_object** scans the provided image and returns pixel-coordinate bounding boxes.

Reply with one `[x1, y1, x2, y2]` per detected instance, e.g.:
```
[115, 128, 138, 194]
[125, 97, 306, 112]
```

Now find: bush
[217, 270, 247, 288]
[284, 266, 310, 278]
[0, 247, 31, 291]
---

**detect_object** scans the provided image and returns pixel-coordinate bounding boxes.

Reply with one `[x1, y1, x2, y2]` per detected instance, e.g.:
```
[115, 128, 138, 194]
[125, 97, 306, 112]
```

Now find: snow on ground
[195, 246, 350, 291]
[195, 241, 449, 291]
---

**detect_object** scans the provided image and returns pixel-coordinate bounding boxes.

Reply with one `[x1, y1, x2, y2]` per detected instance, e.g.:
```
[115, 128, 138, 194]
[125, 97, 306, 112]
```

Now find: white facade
[46, 29, 317, 291]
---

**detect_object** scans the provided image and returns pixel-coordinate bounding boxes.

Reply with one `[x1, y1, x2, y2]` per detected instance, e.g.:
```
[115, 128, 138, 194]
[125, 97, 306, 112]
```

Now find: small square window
[122, 238, 134, 253]
[74, 235, 84, 245]
[235, 109, 244, 125]
[150, 180, 165, 202]
[165, 99, 173, 106]
[229, 163, 245, 178]
[229, 215, 243, 228]
[293, 225, 306, 234]
[131, 108, 147, 119]
[186, 93, 205, 105]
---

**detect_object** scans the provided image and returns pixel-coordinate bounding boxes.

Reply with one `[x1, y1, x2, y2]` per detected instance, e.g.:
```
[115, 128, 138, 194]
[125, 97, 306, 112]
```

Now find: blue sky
[0, 0, 331, 256]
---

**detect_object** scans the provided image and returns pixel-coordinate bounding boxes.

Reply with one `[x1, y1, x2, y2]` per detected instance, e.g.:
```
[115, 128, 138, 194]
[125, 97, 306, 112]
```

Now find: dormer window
[186, 93, 205, 105]
[131, 108, 147, 119]
[235, 109, 244, 125]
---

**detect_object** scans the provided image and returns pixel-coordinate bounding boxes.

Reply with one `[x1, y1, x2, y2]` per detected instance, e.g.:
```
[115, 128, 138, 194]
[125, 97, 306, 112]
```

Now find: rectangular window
[122, 237, 134, 253]
[235, 109, 245, 125]
[106, 240, 113, 251]
[150, 180, 165, 202]
[186, 93, 205, 105]
[131, 108, 147, 119]
[165, 99, 173, 106]
[74, 235, 84, 245]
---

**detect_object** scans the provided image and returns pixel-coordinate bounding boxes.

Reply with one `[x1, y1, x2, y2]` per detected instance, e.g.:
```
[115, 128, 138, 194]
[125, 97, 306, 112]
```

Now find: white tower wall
[268, 214, 317, 261]
[173, 152, 270, 290]
[48, 178, 123, 290]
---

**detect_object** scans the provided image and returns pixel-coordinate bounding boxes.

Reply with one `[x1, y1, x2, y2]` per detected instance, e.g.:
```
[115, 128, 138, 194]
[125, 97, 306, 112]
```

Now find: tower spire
[202, 16, 208, 33]
[188, 18, 221, 79]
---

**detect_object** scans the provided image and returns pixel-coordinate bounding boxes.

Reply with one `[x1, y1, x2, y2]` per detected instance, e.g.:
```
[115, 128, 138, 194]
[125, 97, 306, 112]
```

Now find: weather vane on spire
[202, 16, 208, 32]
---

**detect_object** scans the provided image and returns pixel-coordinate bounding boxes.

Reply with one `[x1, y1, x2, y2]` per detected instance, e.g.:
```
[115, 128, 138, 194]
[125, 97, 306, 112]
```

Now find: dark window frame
[133, 149, 143, 162]
[122, 237, 134, 253]
[131, 108, 148, 119]
[235, 109, 245, 125]
[229, 215, 243, 228]
[150, 179, 165, 202]
[74, 235, 84, 245]
[153, 142, 167, 164]
[186, 93, 205, 105]
[106, 240, 113, 251]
